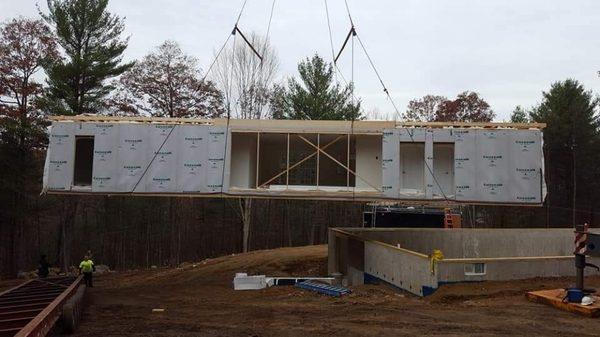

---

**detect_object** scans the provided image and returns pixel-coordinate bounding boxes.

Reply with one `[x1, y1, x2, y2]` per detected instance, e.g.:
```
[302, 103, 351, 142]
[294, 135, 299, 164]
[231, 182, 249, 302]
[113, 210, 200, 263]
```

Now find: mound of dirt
[99, 245, 327, 290]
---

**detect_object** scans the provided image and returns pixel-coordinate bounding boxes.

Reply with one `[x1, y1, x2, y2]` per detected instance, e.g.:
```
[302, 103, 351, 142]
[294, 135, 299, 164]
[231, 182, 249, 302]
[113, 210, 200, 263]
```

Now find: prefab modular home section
[43, 116, 546, 205]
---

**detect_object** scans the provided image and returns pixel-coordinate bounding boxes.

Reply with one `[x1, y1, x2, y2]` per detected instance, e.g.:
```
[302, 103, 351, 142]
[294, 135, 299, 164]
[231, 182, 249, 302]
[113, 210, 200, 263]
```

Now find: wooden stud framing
[346, 134, 350, 191]
[286, 133, 290, 189]
[297, 135, 381, 192]
[258, 135, 344, 189]
[255, 132, 260, 188]
[316, 134, 320, 189]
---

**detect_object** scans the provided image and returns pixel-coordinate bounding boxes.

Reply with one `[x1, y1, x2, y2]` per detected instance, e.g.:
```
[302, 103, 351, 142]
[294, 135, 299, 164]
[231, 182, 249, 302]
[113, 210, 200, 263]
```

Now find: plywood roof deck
[49, 115, 546, 134]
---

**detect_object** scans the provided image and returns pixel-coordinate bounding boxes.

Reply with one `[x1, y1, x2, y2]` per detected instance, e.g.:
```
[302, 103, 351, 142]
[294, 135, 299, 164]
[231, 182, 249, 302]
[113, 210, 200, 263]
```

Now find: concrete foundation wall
[342, 228, 575, 258]
[364, 241, 436, 296]
[329, 228, 600, 297]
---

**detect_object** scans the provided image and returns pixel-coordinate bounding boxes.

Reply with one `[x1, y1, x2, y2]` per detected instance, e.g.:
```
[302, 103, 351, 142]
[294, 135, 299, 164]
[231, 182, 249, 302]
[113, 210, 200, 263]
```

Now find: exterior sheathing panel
[381, 128, 545, 204]
[43, 121, 545, 204]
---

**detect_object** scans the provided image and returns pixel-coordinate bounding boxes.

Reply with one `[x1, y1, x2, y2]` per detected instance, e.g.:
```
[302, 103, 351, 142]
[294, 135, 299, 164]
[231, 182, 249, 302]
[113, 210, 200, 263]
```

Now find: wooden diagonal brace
[297, 135, 381, 192]
[258, 135, 344, 188]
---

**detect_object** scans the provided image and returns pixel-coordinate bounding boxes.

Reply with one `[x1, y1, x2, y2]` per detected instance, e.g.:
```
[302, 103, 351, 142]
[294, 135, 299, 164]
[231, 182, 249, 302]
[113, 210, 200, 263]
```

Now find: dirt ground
[55, 245, 600, 336]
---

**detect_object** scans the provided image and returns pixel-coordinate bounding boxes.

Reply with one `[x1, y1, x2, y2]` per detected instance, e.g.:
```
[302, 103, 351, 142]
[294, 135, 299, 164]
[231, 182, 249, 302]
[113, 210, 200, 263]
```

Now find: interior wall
[433, 143, 454, 197]
[230, 133, 257, 188]
[400, 142, 425, 193]
[355, 135, 381, 190]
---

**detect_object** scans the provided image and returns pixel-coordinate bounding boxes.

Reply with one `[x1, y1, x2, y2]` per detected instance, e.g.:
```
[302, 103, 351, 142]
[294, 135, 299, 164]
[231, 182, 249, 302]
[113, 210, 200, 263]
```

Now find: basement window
[73, 136, 94, 186]
[464, 263, 486, 276]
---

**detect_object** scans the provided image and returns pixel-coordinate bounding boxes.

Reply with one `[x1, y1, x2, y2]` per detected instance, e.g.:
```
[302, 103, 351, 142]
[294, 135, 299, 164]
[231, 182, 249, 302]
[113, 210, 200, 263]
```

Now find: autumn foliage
[404, 91, 495, 122]
[108, 41, 224, 118]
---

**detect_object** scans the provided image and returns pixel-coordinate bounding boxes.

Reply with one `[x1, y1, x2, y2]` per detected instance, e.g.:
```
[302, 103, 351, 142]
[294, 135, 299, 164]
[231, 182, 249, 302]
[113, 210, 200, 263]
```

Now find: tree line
[1, 0, 598, 277]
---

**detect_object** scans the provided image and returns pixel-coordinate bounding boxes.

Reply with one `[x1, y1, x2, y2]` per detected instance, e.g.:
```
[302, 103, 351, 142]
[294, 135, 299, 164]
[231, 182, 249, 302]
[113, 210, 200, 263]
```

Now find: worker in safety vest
[79, 255, 95, 287]
[38, 254, 50, 278]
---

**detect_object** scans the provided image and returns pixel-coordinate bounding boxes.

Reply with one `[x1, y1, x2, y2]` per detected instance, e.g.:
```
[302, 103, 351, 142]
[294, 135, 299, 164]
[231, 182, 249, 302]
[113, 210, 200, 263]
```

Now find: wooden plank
[346, 133, 350, 191]
[49, 115, 546, 130]
[526, 289, 600, 317]
[255, 132, 260, 189]
[316, 134, 320, 189]
[286, 133, 290, 188]
[442, 256, 574, 263]
[330, 228, 431, 259]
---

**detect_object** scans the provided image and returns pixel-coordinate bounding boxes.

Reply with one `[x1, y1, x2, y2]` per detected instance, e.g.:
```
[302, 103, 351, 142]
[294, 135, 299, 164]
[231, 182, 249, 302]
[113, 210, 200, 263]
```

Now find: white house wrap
[43, 116, 546, 205]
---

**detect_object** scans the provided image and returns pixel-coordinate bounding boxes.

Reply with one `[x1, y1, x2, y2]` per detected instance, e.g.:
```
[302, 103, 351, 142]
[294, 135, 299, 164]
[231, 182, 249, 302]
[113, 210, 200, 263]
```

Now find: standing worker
[79, 255, 95, 287]
[38, 254, 50, 278]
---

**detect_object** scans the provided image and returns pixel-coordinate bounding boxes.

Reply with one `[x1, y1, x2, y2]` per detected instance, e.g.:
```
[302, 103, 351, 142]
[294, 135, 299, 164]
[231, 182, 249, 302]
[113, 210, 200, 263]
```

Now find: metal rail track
[0, 276, 83, 337]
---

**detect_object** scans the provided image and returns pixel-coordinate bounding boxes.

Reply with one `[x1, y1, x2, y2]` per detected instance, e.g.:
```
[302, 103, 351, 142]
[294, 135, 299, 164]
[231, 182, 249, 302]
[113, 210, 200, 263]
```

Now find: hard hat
[581, 296, 594, 306]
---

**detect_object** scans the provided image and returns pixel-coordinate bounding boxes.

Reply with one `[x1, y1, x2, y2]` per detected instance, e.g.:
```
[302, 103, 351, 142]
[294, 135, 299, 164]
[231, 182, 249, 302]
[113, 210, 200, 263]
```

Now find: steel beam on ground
[0, 309, 42, 321]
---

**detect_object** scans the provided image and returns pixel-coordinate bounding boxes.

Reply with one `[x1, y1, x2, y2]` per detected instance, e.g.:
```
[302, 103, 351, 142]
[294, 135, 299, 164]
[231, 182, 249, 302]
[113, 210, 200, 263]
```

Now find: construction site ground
[23, 245, 600, 336]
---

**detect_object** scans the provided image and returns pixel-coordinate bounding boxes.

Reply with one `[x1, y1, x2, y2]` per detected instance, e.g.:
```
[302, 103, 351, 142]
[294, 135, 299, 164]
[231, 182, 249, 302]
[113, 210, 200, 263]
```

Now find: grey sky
[3, 0, 600, 120]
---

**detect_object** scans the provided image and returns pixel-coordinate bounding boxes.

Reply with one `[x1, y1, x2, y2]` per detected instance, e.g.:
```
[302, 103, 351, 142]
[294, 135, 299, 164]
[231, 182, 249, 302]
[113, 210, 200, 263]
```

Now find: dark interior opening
[74, 136, 94, 186]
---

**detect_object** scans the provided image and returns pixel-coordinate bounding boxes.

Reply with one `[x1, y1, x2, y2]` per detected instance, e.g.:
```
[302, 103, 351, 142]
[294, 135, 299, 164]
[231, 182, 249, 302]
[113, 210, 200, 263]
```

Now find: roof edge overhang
[49, 115, 546, 133]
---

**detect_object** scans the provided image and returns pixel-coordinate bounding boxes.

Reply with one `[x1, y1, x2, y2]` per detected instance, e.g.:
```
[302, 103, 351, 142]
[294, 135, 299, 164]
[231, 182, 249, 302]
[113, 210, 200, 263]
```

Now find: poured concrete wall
[329, 228, 600, 297]
[364, 241, 436, 296]
[438, 258, 576, 283]
[342, 228, 575, 258]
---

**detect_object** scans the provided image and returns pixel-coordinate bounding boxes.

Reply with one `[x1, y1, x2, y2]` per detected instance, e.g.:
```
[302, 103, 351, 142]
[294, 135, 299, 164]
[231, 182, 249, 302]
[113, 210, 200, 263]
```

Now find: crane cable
[341, 0, 450, 203]
[201, 0, 248, 83]
[324, 0, 350, 86]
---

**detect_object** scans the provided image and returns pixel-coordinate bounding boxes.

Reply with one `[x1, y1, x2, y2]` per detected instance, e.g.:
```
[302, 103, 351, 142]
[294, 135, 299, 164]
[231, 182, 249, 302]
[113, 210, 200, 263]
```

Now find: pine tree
[272, 54, 361, 121]
[530, 79, 599, 226]
[41, 0, 133, 115]
[510, 105, 529, 123]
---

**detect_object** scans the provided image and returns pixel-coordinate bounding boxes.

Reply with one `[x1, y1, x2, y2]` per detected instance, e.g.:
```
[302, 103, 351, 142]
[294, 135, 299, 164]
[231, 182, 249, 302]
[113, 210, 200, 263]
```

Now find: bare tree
[212, 32, 279, 119]
[0, 17, 58, 275]
[108, 40, 224, 118]
[0, 18, 57, 131]
[212, 32, 279, 252]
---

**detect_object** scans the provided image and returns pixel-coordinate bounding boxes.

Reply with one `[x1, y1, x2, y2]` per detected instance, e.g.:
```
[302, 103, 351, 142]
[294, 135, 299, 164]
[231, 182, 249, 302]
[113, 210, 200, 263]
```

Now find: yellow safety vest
[79, 259, 94, 273]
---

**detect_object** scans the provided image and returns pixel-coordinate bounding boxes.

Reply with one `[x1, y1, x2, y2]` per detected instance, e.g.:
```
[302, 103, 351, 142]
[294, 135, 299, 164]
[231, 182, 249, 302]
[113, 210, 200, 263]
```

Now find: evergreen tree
[40, 0, 133, 115]
[530, 79, 599, 226]
[272, 54, 361, 121]
[510, 105, 529, 123]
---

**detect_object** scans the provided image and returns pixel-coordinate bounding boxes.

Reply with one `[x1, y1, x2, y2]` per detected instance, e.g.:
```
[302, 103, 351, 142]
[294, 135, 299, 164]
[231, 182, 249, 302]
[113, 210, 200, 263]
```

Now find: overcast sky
[3, 0, 600, 120]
